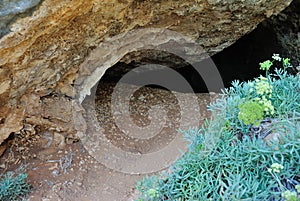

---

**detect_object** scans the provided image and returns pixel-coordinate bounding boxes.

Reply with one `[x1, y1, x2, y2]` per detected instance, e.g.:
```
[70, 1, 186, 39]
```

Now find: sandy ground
[0, 82, 216, 201]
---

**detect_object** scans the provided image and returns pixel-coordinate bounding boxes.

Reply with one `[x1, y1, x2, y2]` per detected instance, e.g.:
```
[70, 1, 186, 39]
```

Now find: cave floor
[0, 83, 216, 201]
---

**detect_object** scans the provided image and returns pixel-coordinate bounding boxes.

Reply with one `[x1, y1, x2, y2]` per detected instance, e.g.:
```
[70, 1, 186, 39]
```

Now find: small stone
[53, 132, 66, 149]
[51, 169, 59, 176]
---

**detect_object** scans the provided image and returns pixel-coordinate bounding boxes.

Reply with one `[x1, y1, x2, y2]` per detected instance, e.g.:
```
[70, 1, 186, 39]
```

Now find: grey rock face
[0, 0, 42, 37]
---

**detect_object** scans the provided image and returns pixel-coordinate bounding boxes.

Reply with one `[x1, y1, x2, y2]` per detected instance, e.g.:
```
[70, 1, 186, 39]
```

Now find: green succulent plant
[0, 170, 31, 201]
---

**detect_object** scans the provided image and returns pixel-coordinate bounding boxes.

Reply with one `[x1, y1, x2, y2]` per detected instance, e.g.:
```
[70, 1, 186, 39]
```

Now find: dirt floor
[0, 82, 216, 201]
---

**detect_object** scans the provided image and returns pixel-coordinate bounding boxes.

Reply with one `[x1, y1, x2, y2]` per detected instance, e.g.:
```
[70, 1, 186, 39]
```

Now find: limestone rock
[0, 0, 293, 144]
[0, 0, 42, 37]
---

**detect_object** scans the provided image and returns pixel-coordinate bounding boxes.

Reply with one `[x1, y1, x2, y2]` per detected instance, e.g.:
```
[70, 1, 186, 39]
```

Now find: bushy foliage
[137, 118, 300, 201]
[0, 170, 31, 201]
[211, 57, 299, 133]
[136, 55, 300, 200]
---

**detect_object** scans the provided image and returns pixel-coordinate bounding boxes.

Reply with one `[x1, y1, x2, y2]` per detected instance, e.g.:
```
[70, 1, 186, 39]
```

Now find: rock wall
[0, 0, 293, 144]
[263, 0, 300, 68]
[0, 0, 43, 37]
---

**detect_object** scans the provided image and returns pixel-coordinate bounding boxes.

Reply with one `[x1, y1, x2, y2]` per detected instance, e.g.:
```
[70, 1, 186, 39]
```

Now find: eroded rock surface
[0, 0, 43, 37]
[0, 0, 293, 144]
[264, 0, 300, 67]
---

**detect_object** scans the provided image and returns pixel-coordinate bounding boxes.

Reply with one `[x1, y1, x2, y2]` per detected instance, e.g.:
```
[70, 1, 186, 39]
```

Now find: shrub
[136, 55, 300, 200]
[0, 170, 31, 201]
[137, 118, 300, 200]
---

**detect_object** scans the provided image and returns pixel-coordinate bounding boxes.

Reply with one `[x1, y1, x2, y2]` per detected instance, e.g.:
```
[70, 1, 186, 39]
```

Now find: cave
[98, 23, 281, 93]
[78, 10, 298, 174]
[0, 0, 299, 199]
[81, 0, 299, 99]
[80, 1, 299, 173]
[96, 0, 300, 94]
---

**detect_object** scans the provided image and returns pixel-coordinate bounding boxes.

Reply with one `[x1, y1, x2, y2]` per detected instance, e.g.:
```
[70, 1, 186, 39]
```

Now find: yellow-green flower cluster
[283, 58, 291, 69]
[281, 185, 300, 201]
[281, 190, 297, 201]
[267, 163, 284, 173]
[263, 99, 274, 115]
[238, 100, 264, 126]
[147, 188, 159, 198]
[259, 60, 273, 71]
[249, 76, 274, 115]
[254, 76, 273, 96]
[253, 97, 275, 115]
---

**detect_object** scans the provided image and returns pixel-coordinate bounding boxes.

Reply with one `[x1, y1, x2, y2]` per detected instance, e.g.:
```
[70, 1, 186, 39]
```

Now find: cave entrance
[99, 50, 211, 93]
[81, 48, 217, 174]
[79, 15, 293, 173]
[98, 22, 283, 93]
